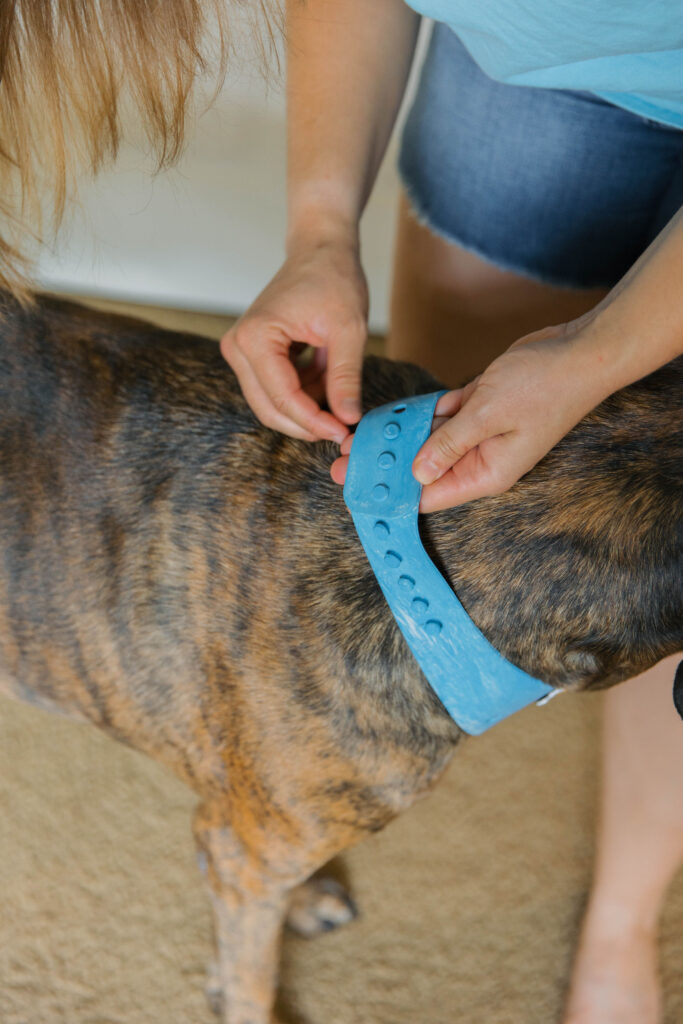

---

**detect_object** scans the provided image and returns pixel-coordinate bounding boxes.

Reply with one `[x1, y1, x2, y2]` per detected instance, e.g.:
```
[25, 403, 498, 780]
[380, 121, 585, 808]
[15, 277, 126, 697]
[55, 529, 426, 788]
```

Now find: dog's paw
[286, 876, 358, 938]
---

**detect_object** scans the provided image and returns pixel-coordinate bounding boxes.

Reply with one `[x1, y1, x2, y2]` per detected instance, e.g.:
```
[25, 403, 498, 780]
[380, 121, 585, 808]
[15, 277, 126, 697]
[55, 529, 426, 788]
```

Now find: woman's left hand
[330, 322, 611, 512]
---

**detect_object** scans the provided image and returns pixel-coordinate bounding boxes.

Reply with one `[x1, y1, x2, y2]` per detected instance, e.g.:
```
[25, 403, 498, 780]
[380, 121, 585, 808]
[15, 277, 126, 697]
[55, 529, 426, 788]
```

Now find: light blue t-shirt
[406, 0, 683, 129]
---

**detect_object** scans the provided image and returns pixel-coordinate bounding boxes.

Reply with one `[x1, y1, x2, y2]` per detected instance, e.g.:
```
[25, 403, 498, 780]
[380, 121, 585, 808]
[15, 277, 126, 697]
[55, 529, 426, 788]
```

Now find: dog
[0, 292, 681, 1024]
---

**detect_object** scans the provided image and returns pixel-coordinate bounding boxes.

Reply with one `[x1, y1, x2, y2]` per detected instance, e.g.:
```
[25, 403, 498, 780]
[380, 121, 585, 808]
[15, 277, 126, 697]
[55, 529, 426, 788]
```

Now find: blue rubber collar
[343, 391, 560, 735]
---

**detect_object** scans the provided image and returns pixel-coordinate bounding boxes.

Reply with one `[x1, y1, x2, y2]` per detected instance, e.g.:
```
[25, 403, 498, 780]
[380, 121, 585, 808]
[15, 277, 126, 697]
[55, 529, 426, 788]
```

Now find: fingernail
[413, 459, 439, 485]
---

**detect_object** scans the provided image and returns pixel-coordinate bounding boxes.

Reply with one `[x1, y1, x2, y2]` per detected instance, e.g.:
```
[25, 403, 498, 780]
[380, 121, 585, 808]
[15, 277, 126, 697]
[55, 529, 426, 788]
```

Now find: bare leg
[564, 654, 683, 1024]
[389, 191, 682, 1024]
[388, 192, 607, 385]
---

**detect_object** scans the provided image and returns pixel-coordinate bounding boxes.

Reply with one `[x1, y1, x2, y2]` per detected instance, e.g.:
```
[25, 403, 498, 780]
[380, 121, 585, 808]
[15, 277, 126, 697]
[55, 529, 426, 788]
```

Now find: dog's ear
[673, 661, 683, 721]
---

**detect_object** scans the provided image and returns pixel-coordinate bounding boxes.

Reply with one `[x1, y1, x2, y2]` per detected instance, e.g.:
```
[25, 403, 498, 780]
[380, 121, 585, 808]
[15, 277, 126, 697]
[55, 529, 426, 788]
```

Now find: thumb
[413, 409, 482, 486]
[325, 324, 366, 426]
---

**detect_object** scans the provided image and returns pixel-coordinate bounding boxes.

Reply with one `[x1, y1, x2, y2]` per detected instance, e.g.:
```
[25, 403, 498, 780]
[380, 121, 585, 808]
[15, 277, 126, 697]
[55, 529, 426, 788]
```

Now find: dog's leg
[194, 813, 288, 1024]
[193, 802, 340, 1024]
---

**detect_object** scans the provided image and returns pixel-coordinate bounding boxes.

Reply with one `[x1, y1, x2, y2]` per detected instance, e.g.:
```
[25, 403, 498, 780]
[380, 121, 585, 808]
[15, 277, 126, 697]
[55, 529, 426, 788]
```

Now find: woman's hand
[330, 205, 683, 513]
[220, 233, 369, 443]
[331, 321, 614, 512]
[222, 0, 420, 442]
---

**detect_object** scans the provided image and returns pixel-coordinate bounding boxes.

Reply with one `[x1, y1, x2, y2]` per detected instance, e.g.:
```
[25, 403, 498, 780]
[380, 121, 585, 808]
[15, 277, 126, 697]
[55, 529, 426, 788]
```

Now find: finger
[336, 433, 519, 507]
[339, 433, 354, 456]
[333, 391, 477, 490]
[253, 343, 349, 442]
[433, 387, 468, 418]
[413, 407, 484, 486]
[418, 434, 518, 512]
[333, 402, 462, 488]
[335, 441, 507, 508]
[325, 325, 366, 426]
[236, 357, 319, 441]
[330, 453, 349, 486]
[413, 387, 482, 478]
[418, 449, 490, 512]
[228, 328, 349, 443]
[430, 415, 451, 434]
[330, 430, 355, 485]
[221, 334, 319, 441]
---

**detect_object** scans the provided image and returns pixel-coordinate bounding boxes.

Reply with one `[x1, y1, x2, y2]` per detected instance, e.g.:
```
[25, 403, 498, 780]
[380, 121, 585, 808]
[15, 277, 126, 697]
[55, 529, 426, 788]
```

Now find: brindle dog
[0, 293, 681, 1024]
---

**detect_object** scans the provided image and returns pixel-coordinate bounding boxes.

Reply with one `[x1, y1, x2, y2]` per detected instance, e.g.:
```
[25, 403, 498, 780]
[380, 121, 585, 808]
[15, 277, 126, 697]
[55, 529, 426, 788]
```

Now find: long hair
[0, 0, 279, 298]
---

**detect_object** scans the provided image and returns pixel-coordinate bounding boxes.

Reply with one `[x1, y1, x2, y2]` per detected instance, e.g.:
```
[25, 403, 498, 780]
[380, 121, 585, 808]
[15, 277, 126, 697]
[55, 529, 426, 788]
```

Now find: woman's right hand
[220, 232, 369, 443]
[221, 0, 420, 442]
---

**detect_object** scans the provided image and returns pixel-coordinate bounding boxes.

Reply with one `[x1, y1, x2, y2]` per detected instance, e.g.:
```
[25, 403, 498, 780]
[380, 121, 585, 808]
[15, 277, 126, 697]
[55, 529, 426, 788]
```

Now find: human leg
[390, 24, 683, 1019]
[390, 26, 682, 380]
[388, 192, 607, 384]
[389, 186, 683, 1024]
[563, 654, 683, 1024]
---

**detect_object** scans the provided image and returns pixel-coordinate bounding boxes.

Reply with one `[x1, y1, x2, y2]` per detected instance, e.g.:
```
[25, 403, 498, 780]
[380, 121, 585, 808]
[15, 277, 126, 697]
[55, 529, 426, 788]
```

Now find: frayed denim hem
[398, 168, 617, 293]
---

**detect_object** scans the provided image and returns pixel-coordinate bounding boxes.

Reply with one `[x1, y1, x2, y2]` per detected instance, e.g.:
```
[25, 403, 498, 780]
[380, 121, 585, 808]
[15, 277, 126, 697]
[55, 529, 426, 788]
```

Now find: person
[219, 3, 683, 1022]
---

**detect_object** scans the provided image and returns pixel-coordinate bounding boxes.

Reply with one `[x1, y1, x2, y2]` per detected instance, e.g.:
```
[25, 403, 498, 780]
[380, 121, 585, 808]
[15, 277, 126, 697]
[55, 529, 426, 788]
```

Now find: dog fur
[0, 293, 681, 1023]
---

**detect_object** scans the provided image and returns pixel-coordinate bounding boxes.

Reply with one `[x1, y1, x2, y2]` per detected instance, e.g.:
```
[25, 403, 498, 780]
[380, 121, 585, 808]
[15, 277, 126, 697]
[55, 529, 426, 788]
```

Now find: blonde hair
[0, 0, 280, 298]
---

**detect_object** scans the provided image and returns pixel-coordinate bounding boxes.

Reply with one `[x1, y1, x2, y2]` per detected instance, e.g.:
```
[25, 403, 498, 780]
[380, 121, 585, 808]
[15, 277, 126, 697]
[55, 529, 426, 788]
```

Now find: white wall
[34, 69, 404, 333]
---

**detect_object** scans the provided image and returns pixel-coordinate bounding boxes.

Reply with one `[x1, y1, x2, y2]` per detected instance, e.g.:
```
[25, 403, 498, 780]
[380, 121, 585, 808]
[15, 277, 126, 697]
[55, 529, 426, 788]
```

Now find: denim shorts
[398, 24, 683, 289]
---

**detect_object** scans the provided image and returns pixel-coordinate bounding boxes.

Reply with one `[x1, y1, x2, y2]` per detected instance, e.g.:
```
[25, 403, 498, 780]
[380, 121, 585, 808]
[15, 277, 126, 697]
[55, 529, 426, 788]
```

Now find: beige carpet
[1, 299, 681, 1024]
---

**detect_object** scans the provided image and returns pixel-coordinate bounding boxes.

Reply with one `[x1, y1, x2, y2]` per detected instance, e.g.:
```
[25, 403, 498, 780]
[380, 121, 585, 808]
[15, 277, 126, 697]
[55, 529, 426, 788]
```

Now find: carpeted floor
[1, 299, 681, 1024]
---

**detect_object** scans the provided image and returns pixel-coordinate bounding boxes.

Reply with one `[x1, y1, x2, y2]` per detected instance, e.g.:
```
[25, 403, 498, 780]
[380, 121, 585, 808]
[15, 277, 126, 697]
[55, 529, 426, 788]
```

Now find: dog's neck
[6, 296, 680, 726]
[264, 355, 681, 701]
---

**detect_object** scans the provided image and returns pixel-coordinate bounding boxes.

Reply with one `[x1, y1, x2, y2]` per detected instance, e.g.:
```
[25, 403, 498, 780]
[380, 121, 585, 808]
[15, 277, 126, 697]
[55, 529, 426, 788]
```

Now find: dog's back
[1, 293, 681, 1024]
[0, 292, 681, 800]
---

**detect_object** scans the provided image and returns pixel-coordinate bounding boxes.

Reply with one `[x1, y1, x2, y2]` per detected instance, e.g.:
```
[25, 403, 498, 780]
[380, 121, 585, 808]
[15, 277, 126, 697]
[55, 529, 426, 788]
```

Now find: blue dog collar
[343, 391, 561, 735]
